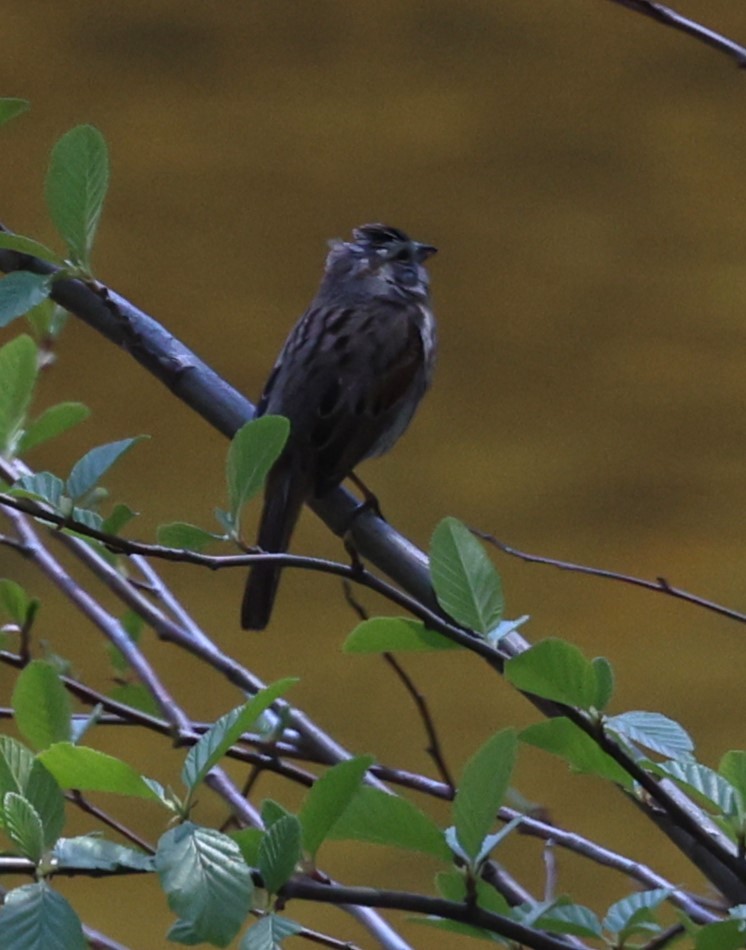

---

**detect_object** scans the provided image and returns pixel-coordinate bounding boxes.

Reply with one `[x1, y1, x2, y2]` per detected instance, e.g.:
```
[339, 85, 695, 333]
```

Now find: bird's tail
[241, 458, 306, 630]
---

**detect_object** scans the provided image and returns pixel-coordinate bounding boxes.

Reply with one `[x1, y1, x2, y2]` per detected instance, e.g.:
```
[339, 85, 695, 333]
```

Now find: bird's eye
[388, 246, 412, 263]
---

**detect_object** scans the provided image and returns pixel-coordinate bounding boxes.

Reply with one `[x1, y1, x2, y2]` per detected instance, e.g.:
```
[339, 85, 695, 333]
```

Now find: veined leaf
[66, 436, 146, 500]
[156, 822, 251, 947]
[344, 617, 459, 653]
[0, 232, 61, 265]
[226, 415, 289, 530]
[429, 517, 503, 634]
[38, 743, 161, 800]
[299, 756, 373, 857]
[12, 661, 71, 750]
[506, 638, 598, 709]
[45, 125, 109, 270]
[0, 335, 37, 455]
[182, 678, 296, 792]
[19, 402, 89, 454]
[452, 728, 517, 863]
[0, 883, 85, 950]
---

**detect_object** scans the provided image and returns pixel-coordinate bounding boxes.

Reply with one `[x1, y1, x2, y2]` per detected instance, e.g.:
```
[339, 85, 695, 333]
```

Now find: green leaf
[520, 718, 633, 787]
[344, 617, 460, 653]
[605, 711, 693, 759]
[0, 335, 37, 455]
[0, 232, 61, 265]
[0, 736, 34, 795]
[241, 915, 303, 949]
[68, 507, 104, 534]
[0, 739, 65, 848]
[65, 435, 146, 500]
[226, 416, 290, 529]
[475, 815, 525, 865]
[603, 888, 670, 939]
[505, 638, 598, 709]
[0, 579, 33, 625]
[429, 517, 503, 634]
[0, 98, 30, 126]
[19, 402, 90, 454]
[452, 729, 517, 863]
[720, 751, 746, 804]
[656, 759, 737, 816]
[328, 786, 451, 859]
[261, 799, 292, 829]
[45, 125, 109, 269]
[230, 827, 263, 868]
[53, 836, 154, 872]
[12, 661, 72, 750]
[0, 883, 85, 950]
[157, 521, 222, 551]
[258, 814, 302, 894]
[10, 472, 64, 508]
[101, 502, 137, 535]
[299, 756, 373, 857]
[182, 679, 296, 793]
[591, 656, 614, 711]
[26, 765, 65, 849]
[535, 902, 603, 938]
[38, 743, 161, 800]
[695, 919, 746, 950]
[3, 793, 44, 861]
[156, 822, 251, 947]
[0, 272, 52, 329]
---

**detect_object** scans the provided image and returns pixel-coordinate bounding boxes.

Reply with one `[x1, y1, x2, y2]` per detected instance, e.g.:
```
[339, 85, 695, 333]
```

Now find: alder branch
[0, 488, 505, 661]
[1, 239, 743, 916]
[3, 479, 744, 894]
[0, 230, 443, 618]
[280, 878, 582, 949]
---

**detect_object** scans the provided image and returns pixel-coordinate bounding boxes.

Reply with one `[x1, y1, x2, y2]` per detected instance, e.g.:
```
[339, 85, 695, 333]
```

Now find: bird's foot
[347, 472, 384, 521]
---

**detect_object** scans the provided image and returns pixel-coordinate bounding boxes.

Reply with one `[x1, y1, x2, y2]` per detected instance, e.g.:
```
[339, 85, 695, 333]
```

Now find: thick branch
[0, 236, 441, 616]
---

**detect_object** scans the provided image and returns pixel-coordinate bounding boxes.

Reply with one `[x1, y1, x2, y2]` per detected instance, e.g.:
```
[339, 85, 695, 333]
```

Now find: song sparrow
[241, 223, 437, 630]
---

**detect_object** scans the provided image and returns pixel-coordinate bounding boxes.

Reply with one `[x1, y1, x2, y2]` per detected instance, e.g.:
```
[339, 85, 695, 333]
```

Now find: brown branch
[68, 791, 155, 854]
[475, 530, 746, 624]
[0, 490, 502, 661]
[280, 878, 579, 949]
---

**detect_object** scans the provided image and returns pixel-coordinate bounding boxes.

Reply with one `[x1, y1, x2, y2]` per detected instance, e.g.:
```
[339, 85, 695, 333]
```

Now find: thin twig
[382, 653, 455, 791]
[475, 530, 746, 625]
[607, 0, 746, 66]
[342, 580, 456, 791]
[69, 792, 155, 854]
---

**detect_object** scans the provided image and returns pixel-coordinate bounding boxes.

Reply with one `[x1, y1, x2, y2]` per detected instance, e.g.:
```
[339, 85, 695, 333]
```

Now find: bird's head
[324, 223, 437, 302]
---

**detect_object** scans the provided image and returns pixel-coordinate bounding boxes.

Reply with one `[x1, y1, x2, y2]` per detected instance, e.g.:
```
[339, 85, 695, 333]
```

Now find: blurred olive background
[2, 2, 745, 947]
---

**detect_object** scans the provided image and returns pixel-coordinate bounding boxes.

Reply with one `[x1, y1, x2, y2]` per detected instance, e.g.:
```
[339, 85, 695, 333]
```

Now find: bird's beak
[414, 242, 437, 262]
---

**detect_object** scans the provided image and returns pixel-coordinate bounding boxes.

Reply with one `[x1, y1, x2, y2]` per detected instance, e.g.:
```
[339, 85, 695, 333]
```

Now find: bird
[241, 223, 437, 630]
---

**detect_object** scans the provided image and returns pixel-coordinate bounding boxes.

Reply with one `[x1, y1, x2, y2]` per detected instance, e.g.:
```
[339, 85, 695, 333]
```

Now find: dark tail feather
[241, 461, 306, 630]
